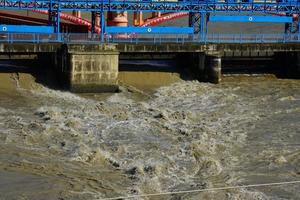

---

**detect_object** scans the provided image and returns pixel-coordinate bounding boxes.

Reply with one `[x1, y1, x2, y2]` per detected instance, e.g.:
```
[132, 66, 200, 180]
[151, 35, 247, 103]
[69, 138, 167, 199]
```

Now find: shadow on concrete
[119, 59, 196, 81]
[221, 56, 300, 79]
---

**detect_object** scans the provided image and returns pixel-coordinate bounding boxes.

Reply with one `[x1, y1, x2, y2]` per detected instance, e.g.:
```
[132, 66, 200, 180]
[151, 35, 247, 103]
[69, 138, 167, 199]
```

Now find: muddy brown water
[0, 58, 300, 200]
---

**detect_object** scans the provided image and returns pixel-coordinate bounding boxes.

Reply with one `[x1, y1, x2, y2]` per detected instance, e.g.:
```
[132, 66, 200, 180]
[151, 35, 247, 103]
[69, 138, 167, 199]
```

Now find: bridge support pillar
[57, 44, 119, 92]
[206, 54, 222, 83]
[189, 52, 221, 83]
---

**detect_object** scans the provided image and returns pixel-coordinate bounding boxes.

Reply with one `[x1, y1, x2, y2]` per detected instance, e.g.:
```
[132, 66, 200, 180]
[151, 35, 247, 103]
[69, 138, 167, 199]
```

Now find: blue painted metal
[209, 15, 294, 23]
[0, 0, 300, 43]
[201, 13, 206, 42]
[0, 25, 54, 33]
[100, 0, 105, 42]
[57, 2, 60, 35]
[0, 0, 300, 13]
[105, 27, 194, 34]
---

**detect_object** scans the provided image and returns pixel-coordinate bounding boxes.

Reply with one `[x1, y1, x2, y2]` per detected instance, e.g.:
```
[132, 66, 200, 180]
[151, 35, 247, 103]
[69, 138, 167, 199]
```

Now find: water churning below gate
[0, 65, 300, 199]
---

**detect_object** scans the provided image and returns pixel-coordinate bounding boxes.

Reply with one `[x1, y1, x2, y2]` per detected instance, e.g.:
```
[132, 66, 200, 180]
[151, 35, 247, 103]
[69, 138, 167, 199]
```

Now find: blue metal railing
[1, 32, 300, 44]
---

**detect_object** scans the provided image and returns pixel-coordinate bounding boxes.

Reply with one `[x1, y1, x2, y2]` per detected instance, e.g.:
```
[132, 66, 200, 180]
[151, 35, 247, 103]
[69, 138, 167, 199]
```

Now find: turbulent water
[0, 62, 300, 200]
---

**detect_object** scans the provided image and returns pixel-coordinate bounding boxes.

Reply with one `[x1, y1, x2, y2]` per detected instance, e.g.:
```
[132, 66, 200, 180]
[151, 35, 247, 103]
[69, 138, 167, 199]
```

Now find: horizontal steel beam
[209, 15, 293, 23]
[0, 25, 54, 33]
[106, 26, 194, 34]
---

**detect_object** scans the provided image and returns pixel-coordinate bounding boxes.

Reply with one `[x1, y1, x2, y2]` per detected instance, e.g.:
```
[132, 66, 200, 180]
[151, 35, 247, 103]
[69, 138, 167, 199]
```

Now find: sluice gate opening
[222, 51, 300, 79]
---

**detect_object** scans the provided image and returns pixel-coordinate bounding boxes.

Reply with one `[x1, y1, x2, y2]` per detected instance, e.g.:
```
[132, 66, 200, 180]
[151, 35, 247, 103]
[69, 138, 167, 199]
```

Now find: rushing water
[0, 61, 300, 200]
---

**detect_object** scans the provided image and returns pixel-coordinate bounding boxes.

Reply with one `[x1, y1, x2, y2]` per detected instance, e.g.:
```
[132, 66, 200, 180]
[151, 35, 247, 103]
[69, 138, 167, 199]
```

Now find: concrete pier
[58, 44, 119, 92]
[187, 52, 221, 83]
[206, 55, 222, 84]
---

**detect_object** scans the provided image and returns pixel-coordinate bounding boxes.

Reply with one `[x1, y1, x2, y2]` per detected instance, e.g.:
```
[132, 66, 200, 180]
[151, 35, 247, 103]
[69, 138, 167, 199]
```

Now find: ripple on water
[0, 76, 300, 199]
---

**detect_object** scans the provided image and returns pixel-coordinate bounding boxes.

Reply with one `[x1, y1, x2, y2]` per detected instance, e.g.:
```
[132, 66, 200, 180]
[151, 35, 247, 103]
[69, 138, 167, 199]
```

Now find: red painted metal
[269, 12, 298, 20]
[142, 12, 188, 27]
[32, 10, 100, 33]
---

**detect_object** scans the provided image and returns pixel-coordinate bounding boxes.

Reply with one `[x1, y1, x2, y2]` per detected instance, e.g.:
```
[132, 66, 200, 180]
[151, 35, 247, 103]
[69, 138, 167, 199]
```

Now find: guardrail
[1, 33, 300, 44]
[0, 33, 61, 43]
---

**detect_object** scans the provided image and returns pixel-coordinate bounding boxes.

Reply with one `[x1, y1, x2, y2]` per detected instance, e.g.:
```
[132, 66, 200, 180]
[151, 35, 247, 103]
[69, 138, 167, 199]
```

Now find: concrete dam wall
[0, 43, 300, 92]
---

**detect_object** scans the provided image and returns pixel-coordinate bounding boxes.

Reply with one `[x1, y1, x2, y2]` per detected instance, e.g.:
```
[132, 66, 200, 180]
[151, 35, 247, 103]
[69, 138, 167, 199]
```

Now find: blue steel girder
[1, 1, 300, 13]
[285, 14, 299, 33]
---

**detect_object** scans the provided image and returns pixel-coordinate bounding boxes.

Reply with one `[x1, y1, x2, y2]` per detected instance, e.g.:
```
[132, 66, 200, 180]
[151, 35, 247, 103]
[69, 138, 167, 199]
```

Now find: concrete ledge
[0, 43, 61, 53]
[211, 43, 300, 53]
[117, 43, 207, 53]
[1, 43, 300, 54]
[117, 43, 300, 54]
[65, 43, 117, 53]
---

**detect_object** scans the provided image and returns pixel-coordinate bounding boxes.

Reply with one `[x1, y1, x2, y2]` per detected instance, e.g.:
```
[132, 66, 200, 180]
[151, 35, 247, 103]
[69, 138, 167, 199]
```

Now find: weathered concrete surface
[3, 43, 300, 54]
[59, 44, 119, 92]
[0, 43, 61, 53]
[117, 43, 207, 53]
[116, 43, 300, 54]
[206, 55, 222, 84]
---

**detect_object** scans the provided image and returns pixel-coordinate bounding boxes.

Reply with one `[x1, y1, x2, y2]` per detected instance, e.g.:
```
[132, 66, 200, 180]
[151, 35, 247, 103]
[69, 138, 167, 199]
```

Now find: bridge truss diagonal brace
[189, 12, 208, 42]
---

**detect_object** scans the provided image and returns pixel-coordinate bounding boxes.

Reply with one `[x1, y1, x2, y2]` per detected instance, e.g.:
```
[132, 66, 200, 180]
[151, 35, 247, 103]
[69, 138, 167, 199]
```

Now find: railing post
[100, 0, 105, 43]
